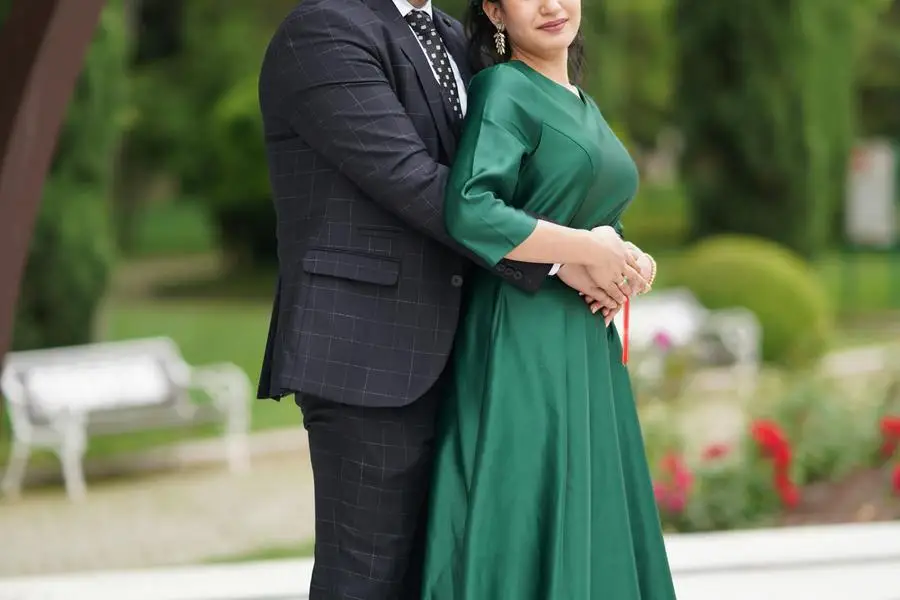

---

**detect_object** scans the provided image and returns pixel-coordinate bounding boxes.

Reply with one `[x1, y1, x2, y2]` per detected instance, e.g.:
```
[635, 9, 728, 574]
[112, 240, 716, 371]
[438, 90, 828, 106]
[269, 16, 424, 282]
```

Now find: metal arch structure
[0, 0, 107, 363]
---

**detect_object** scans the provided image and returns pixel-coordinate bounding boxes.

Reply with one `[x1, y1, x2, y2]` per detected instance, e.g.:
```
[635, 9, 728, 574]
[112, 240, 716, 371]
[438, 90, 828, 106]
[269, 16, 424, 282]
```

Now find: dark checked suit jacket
[256, 0, 552, 407]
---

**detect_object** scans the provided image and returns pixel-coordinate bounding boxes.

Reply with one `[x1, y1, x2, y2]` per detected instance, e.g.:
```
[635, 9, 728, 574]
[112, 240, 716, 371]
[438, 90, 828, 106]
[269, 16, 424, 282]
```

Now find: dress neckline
[507, 60, 587, 107]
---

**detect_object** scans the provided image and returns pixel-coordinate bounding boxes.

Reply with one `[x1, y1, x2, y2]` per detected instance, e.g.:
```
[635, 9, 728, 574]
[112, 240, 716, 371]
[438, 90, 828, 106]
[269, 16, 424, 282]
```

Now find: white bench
[1, 337, 252, 501]
[615, 287, 762, 397]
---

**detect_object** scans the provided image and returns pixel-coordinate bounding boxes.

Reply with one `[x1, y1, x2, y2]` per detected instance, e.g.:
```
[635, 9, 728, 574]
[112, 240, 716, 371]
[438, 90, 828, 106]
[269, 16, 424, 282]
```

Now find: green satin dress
[420, 61, 677, 600]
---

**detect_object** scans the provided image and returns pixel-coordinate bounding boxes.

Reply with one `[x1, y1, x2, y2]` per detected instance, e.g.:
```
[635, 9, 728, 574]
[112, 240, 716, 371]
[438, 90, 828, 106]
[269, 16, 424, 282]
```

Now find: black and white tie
[404, 10, 463, 121]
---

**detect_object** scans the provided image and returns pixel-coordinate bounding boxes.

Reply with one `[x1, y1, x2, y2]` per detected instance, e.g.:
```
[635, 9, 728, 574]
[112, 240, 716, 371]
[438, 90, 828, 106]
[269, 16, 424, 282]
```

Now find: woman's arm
[446, 69, 644, 300]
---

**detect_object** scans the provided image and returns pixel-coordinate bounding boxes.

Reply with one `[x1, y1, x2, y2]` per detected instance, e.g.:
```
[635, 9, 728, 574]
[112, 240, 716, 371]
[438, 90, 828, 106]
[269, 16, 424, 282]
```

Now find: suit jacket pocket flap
[302, 248, 400, 286]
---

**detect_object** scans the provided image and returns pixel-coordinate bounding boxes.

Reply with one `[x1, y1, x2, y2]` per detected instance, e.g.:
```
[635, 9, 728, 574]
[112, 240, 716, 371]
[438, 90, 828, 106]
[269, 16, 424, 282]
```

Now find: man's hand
[557, 264, 620, 314]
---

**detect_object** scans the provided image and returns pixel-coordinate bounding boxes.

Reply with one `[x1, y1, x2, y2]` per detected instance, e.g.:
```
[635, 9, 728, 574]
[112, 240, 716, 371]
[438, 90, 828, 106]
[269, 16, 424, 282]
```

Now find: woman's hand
[585, 226, 646, 302]
[624, 242, 655, 294]
[600, 304, 622, 327]
[579, 239, 656, 325]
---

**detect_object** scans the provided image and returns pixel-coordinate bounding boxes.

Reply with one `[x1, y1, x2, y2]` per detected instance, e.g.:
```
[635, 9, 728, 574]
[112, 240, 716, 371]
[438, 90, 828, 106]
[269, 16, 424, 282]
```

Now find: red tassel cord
[622, 297, 630, 365]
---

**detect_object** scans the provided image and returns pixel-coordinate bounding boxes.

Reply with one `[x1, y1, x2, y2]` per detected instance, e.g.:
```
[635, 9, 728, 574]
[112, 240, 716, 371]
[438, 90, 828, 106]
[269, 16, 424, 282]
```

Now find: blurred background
[1, 0, 900, 589]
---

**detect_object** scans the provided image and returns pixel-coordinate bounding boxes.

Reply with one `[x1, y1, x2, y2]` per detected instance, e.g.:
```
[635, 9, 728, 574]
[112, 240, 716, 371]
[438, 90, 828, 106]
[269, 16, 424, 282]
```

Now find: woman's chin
[529, 34, 577, 56]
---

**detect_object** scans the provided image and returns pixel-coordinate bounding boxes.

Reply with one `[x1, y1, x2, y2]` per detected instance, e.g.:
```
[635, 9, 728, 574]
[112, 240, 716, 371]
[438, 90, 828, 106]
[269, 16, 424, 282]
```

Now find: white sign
[845, 140, 897, 248]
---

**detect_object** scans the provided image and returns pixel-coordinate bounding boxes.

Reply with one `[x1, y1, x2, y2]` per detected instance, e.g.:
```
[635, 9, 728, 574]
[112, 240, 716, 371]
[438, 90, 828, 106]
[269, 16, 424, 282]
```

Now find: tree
[581, 0, 675, 150]
[675, 0, 867, 257]
[123, 0, 276, 265]
[857, 0, 900, 139]
[12, 0, 128, 349]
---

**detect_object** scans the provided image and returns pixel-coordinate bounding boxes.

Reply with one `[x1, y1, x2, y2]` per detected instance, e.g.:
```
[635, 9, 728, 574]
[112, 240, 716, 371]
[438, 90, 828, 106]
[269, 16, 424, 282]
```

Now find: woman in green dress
[420, 0, 677, 598]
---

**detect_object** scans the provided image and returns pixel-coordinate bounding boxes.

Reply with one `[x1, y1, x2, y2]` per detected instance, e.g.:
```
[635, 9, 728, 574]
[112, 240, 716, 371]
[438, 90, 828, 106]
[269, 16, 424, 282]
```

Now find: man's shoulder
[275, 0, 374, 37]
[433, 7, 464, 35]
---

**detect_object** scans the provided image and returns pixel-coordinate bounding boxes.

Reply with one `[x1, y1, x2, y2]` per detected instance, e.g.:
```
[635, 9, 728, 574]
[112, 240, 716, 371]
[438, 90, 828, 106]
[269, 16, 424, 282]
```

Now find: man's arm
[269, 7, 550, 291]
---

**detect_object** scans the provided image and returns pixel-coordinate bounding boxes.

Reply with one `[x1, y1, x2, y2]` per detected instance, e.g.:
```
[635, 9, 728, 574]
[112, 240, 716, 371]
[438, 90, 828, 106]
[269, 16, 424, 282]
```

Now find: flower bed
[648, 376, 900, 532]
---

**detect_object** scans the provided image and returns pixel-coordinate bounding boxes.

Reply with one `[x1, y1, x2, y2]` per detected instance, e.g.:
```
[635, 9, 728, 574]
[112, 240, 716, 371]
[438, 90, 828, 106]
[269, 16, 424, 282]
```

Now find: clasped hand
[556, 226, 651, 326]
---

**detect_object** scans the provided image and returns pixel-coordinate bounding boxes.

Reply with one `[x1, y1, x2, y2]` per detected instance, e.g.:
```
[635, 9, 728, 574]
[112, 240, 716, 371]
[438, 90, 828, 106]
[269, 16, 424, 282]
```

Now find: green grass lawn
[204, 539, 315, 563]
[127, 200, 217, 258]
[816, 252, 900, 315]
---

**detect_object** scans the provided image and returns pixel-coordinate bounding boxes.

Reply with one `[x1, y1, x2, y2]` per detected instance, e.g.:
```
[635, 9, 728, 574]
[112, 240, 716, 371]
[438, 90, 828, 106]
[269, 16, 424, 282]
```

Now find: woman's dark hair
[464, 0, 586, 84]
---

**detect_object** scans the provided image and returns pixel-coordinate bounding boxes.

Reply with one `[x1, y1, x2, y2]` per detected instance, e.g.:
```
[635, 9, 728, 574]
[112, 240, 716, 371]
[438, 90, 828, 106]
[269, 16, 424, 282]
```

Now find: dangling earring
[494, 22, 507, 56]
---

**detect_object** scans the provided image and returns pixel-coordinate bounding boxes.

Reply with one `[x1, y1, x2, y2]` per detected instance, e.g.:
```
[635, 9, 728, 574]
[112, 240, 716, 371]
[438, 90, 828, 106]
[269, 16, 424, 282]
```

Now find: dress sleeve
[444, 70, 540, 267]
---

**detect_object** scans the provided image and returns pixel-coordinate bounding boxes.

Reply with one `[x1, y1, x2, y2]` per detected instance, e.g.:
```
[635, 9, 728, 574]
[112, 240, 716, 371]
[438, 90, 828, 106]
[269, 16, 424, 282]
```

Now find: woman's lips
[538, 18, 568, 33]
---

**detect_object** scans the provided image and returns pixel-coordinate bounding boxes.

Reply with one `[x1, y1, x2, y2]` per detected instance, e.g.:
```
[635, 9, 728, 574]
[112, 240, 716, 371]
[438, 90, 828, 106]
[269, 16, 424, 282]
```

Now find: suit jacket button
[514, 270, 523, 280]
[451, 275, 464, 287]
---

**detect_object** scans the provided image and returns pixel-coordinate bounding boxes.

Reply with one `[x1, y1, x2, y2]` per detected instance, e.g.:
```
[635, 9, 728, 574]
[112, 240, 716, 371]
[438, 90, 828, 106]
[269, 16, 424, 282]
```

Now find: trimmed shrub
[672, 235, 834, 367]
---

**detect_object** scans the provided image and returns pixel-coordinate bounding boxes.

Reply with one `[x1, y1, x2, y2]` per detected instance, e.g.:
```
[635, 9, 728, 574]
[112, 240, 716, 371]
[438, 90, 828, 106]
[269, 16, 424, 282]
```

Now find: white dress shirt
[392, 0, 468, 115]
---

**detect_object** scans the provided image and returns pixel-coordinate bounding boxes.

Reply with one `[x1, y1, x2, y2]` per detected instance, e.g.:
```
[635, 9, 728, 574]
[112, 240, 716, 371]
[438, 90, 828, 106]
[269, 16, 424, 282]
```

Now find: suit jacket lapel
[366, 0, 457, 159]
[434, 11, 472, 86]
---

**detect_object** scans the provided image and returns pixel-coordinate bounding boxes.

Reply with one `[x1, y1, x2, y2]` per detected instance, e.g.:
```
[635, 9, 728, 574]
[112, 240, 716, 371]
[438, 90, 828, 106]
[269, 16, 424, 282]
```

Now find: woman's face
[483, 0, 581, 60]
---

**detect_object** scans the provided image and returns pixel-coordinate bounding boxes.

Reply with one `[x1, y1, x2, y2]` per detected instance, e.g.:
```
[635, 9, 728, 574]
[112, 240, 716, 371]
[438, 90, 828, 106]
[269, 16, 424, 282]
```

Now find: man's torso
[257, 0, 471, 406]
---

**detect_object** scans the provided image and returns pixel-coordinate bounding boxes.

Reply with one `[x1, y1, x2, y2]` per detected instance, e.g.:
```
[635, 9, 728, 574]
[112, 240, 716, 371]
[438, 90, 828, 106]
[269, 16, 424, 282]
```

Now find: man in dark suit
[256, 0, 618, 597]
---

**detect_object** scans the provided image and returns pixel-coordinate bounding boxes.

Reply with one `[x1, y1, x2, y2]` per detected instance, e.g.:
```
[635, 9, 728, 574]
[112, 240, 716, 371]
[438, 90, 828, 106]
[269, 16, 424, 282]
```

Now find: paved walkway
[0, 451, 315, 577]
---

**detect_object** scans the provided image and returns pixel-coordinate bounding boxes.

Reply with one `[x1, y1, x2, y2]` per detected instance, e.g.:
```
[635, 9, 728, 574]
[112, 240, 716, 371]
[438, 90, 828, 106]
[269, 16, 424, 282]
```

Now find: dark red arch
[0, 0, 106, 362]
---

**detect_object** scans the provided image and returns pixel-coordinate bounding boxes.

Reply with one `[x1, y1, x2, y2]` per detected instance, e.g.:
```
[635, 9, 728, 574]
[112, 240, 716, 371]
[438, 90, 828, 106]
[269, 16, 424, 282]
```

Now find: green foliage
[129, 199, 217, 258]
[760, 376, 886, 486]
[857, 1, 900, 138]
[622, 183, 689, 252]
[15, 184, 114, 350]
[675, 0, 862, 257]
[124, 1, 275, 264]
[581, 0, 675, 149]
[12, 0, 127, 350]
[673, 440, 784, 532]
[672, 235, 834, 367]
[654, 370, 893, 532]
[208, 76, 275, 265]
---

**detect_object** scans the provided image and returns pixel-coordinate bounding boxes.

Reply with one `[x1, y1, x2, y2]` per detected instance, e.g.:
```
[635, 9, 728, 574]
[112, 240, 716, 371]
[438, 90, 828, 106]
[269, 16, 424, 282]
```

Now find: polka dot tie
[405, 10, 463, 121]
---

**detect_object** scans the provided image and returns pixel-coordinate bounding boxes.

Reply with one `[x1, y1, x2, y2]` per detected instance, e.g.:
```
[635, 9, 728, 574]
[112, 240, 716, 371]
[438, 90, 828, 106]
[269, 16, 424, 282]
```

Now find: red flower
[751, 420, 792, 469]
[653, 481, 668, 505]
[879, 417, 900, 461]
[653, 331, 673, 352]
[750, 419, 800, 509]
[665, 490, 688, 513]
[654, 453, 693, 514]
[654, 482, 689, 514]
[661, 453, 693, 492]
[768, 444, 790, 470]
[774, 471, 800, 508]
[881, 416, 900, 439]
[779, 482, 801, 508]
[751, 420, 788, 453]
[702, 443, 730, 461]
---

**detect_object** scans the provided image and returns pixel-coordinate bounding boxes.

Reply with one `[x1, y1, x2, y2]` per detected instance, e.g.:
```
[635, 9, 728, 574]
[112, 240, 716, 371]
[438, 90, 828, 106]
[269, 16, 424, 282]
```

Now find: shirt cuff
[549, 263, 562, 277]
